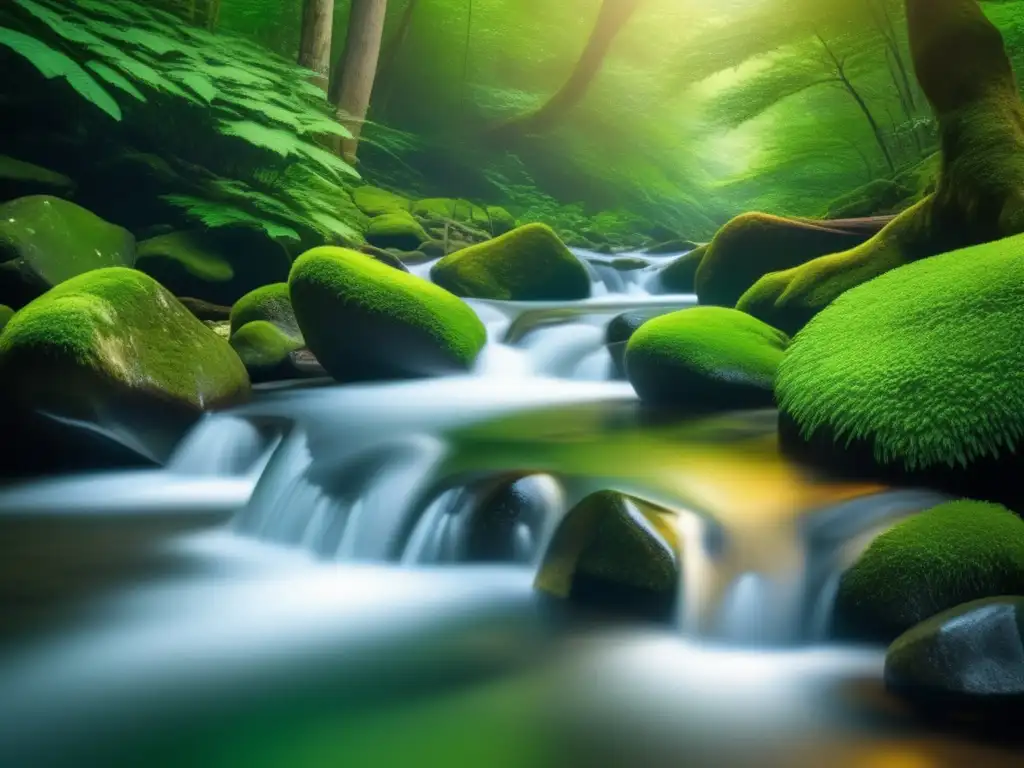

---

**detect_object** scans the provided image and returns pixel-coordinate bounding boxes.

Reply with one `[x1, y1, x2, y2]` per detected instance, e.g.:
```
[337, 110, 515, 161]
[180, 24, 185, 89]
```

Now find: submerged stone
[465, 475, 551, 563]
[535, 491, 680, 620]
[0, 195, 135, 307]
[885, 597, 1024, 717]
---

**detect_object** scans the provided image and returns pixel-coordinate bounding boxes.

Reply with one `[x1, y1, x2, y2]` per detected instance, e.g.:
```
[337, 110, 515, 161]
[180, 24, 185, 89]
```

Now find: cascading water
[1, 245, 1003, 767]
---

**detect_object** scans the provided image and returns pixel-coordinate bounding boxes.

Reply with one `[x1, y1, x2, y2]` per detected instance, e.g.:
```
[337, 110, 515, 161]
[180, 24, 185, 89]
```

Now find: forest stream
[0, 249, 1016, 768]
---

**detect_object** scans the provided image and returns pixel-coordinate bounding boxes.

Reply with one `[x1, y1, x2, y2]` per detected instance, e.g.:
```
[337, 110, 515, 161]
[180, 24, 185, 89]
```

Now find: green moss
[824, 178, 914, 219]
[230, 320, 304, 382]
[230, 283, 300, 338]
[625, 307, 788, 409]
[289, 247, 486, 382]
[0, 267, 249, 417]
[351, 186, 411, 217]
[412, 198, 488, 227]
[0, 305, 13, 332]
[430, 223, 590, 301]
[485, 206, 516, 235]
[134, 227, 291, 306]
[364, 212, 429, 252]
[0, 195, 135, 307]
[833, 500, 1024, 642]
[0, 155, 75, 201]
[658, 245, 706, 293]
[739, 1, 1024, 334]
[776, 234, 1024, 475]
[694, 212, 887, 310]
[535, 491, 679, 616]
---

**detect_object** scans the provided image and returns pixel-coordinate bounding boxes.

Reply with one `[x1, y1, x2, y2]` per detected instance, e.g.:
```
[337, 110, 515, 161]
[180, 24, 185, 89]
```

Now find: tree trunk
[330, 0, 388, 162]
[375, 0, 420, 116]
[817, 34, 897, 175]
[299, 0, 335, 91]
[487, 0, 642, 140]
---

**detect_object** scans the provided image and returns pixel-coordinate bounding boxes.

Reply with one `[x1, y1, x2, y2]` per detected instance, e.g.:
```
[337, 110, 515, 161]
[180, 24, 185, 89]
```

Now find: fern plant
[0, 0, 364, 245]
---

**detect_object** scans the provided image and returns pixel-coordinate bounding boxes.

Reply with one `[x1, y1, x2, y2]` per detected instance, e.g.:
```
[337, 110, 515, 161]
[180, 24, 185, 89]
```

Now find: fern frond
[86, 59, 146, 102]
[0, 26, 120, 120]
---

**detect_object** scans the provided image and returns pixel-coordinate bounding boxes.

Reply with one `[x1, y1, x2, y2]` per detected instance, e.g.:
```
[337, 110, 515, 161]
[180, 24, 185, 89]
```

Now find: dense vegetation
[8, 0, 1024, 249]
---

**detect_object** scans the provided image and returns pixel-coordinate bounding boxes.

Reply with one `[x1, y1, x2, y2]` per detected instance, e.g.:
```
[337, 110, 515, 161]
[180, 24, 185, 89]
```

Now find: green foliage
[625, 307, 789, 409]
[776, 233, 1024, 471]
[0, 0, 362, 244]
[833, 500, 1024, 642]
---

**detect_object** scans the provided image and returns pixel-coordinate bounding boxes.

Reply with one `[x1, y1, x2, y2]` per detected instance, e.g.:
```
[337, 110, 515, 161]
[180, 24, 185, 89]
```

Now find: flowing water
[0, 249, 1017, 766]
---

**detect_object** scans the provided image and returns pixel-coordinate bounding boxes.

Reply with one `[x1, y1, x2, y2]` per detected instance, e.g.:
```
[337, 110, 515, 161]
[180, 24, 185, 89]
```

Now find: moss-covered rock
[134, 227, 291, 306]
[0, 196, 135, 307]
[0, 155, 75, 202]
[775, 234, 1024, 500]
[626, 307, 788, 409]
[608, 256, 649, 272]
[289, 246, 487, 382]
[739, 0, 1024, 334]
[358, 244, 412, 272]
[657, 245, 706, 293]
[430, 223, 590, 301]
[0, 304, 13, 333]
[832, 501, 1024, 643]
[179, 297, 231, 322]
[412, 198, 488, 227]
[535, 491, 679, 619]
[0, 268, 249, 474]
[351, 186, 411, 217]
[693, 213, 890, 310]
[364, 212, 429, 252]
[230, 320, 306, 383]
[485, 206, 516, 235]
[229, 282, 301, 338]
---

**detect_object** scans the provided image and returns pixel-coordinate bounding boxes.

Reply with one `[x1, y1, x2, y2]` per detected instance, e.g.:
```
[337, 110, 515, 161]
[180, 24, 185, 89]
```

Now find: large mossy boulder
[832, 501, 1024, 643]
[0, 196, 135, 308]
[364, 212, 429, 252]
[289, 246, 487, 382]
[656, 244, 706, 294]
[0, 155, 75, 202]
[775, 235, 1024, 501]
[229, 283, 300, 338]
[535, 491, 680, 619]
[230, 320, 306, 384]
[625, 307, 789, 409]
[739, 0, 1024, 334]
[430, 223, 591, 301]
[693, 213, 890, 309]
[351, 186, 411, 217]
[0, 268, 249, 475]
[134, 227, 291, 306]
[885, 597, 1024, 717]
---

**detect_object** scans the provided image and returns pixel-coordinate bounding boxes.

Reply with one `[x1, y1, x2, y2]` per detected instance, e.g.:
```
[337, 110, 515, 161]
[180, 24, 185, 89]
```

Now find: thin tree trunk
[487, 0, 642, 140]
[330, 0, 388, 162]
[375, 0, 419, 116]
[299, 0, 334, 91]
[818, 33, 897, 175]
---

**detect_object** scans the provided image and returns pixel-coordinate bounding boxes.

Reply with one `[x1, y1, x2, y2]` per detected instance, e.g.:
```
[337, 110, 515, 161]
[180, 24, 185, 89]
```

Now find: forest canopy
[5, 0, 1024, 243]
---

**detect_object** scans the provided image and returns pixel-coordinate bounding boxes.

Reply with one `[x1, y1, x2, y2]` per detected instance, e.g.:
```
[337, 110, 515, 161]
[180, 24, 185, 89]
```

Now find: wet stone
[535, 490, 680, 621]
